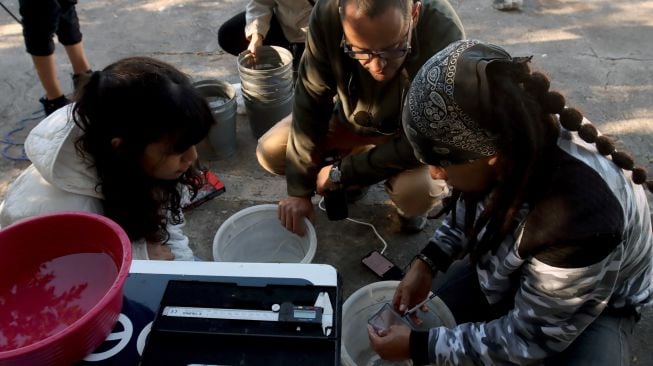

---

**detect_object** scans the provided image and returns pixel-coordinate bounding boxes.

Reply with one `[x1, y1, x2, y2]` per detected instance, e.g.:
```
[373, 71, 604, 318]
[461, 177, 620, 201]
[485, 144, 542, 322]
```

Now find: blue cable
[1, 109, 44, 161]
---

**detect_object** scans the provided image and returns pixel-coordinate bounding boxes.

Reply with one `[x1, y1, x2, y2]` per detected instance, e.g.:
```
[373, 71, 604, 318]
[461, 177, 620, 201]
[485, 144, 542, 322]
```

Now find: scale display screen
[294, 310, 316, 319]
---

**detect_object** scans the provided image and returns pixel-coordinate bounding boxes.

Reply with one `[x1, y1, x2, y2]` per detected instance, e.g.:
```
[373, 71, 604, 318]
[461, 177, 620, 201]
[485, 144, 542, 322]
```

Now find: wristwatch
[328, 160, 342, 185]
[413, 254, 438, 276]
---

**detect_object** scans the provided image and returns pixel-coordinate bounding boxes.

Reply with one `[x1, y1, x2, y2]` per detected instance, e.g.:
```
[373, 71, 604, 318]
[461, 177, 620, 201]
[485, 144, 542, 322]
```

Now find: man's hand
[316, 164, 336, 195]
[278, 196, 314, 236]
[367, 324, 412, 361]
[247, 33, 264, 55]
[146, 242, 175, 260]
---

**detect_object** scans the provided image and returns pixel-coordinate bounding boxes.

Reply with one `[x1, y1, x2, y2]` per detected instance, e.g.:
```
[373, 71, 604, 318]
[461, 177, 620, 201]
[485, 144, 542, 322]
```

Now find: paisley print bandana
[402, 40, 513, 167]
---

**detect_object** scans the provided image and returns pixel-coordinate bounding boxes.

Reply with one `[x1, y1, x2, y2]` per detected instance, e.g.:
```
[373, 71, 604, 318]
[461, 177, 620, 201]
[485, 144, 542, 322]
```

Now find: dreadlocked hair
[463, 60, 653, 262]
[556, 100, 653, 192]
[460, 60, 559, 262]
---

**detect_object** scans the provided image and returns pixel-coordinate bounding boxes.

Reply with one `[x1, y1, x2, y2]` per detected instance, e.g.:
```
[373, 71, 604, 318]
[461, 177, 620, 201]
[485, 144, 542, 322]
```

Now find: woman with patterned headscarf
[368, 39, 653, 365]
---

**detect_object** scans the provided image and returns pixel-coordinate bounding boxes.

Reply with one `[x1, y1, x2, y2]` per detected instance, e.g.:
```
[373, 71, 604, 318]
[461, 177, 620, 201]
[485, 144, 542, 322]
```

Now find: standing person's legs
[56, 0, 85, 69]
[65, 42, 92, 91]
[19, 0, 63, 99]
[31, 55, 63, 100]
[56, 0, 91, 90]
[544, 311, 637, 366]
[63, 42, 90, 75]
[19, 0, 72, 114]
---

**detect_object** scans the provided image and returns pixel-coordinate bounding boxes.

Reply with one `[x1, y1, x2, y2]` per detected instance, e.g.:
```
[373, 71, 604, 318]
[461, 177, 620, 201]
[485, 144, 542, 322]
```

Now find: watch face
[329, 166, 341, 183]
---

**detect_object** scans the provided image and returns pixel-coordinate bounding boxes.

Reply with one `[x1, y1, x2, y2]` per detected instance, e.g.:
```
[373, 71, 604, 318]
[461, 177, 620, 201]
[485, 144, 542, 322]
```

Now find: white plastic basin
[213, 204, 317, 263]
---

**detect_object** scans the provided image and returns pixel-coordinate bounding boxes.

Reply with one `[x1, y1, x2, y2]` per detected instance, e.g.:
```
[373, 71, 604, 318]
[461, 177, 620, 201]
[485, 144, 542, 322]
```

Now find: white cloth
[244, 0, 312, 43]
[0, 104, 194, 261]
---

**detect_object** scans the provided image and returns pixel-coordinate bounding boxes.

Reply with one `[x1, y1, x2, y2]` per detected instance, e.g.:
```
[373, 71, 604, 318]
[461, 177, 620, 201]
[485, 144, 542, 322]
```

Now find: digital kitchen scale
[143, 278, 339, 365]
[80, 261, 341, 366]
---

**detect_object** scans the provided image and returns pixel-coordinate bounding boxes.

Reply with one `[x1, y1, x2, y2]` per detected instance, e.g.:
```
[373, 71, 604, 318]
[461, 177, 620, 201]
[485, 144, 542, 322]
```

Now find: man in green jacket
[256, 0, 464, 235]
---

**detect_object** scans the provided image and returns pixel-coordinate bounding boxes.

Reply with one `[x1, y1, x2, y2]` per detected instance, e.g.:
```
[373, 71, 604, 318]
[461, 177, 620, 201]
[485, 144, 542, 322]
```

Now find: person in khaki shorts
[256, 0, 464, 235]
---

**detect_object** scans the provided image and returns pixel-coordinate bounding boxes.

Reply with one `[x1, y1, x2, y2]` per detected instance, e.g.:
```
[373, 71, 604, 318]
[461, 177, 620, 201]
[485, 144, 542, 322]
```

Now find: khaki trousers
[256, 114, 448, 217]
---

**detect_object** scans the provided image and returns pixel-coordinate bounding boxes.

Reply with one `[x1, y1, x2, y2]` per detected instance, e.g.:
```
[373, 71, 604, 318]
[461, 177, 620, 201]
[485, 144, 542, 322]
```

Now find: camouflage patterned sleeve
[421, 199, 471, 272]
[425, 246, 624, 365]
[414, 127, 653, 365]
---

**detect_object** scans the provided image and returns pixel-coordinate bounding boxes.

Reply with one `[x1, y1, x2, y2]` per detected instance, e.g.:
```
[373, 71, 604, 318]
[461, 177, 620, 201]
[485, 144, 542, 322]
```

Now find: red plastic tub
[0, 212, 132, 366]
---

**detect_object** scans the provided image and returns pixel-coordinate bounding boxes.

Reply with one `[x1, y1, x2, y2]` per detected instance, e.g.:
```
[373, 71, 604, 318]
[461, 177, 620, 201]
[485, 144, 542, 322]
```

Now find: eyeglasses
[342, 19, 413, 61]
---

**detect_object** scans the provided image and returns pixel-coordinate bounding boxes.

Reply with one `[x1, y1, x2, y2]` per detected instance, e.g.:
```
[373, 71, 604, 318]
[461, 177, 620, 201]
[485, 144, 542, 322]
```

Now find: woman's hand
[393, 259, 433, 314]
[146, 242, 175, 260]
[247, 33, 264, 55]
[367, 324, 412, 361]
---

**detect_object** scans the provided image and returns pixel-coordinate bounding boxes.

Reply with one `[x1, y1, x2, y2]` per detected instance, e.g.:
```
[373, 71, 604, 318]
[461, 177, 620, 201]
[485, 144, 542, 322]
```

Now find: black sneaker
[72, 70, 93, 91]
[399, 214, 427, 234]
[39, 95, 72, 116]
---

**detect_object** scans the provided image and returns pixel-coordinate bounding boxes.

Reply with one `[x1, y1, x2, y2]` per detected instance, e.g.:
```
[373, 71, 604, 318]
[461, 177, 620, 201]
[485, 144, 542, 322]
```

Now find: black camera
[324, 189, 348, 221]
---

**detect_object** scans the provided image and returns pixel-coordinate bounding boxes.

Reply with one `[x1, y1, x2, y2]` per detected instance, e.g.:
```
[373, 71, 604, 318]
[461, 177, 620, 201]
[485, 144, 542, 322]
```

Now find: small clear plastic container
[368, 303, 412, 332]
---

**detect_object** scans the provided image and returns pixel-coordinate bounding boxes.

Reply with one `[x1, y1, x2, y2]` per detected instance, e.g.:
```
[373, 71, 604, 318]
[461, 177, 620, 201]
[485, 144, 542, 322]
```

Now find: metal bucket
[237, 46, 293, 77]
[238, 46, 294, 138]
[240, 77, 293, 96]
[243, 93, 293, 139]
[241, 85, 293, 104]
[193, 80, 237, 160]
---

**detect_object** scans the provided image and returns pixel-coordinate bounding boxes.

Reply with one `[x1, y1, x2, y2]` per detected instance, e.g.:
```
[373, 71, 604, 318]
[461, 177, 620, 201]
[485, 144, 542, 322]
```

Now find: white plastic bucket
[341, 281, 456, 366]
[213, 204, 317, 263]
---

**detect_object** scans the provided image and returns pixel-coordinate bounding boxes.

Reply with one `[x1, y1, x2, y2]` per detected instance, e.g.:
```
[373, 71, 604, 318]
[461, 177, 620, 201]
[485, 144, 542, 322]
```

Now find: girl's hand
[393, 259, 433, 314]
[367, 324, 412, 361]
[146, 242, 175, 260]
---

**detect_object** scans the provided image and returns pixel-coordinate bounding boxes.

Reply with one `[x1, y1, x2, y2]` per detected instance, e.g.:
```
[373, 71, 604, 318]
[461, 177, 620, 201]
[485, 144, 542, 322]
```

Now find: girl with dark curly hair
[368, 40, 652, 365]
[0, 57, 214, 261]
